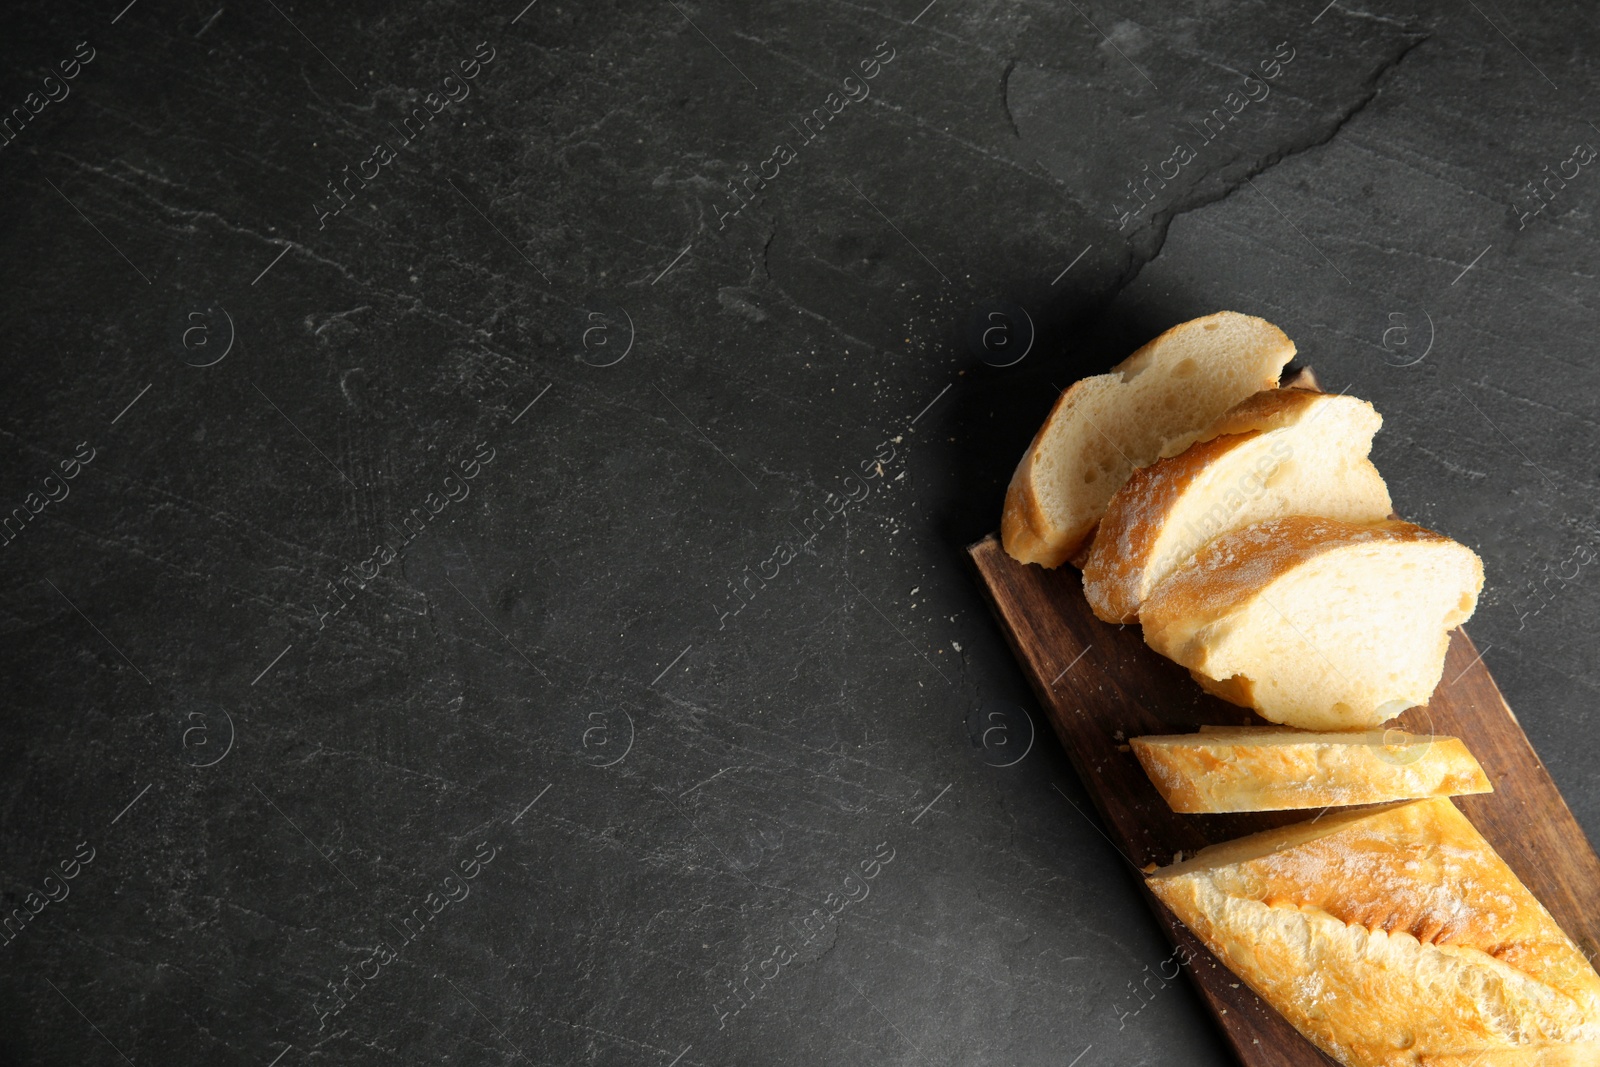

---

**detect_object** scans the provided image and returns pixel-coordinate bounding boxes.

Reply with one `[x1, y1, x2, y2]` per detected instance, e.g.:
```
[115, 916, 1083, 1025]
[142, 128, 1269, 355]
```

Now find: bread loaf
[1140, 516, 1484, 730]
[1147, 798, 1600, 1067]
[1001, 312, 1296, 568]
[1130, 725, 1491, 812]
[1083, 389, 1392, 623]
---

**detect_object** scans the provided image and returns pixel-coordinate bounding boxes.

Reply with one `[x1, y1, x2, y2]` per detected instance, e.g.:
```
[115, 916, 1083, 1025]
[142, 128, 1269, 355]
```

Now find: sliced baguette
[1083, 389, 1392, 623]
[1001, 312, 1296, 568]
[1141, 516, 1484, 730]
[1148, 798, 1600, 1067]
[1130, 725, 1491, 812]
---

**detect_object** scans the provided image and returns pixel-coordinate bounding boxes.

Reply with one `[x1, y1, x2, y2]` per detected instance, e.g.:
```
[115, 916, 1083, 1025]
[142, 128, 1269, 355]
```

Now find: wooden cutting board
[967, 531, 1600, 1066]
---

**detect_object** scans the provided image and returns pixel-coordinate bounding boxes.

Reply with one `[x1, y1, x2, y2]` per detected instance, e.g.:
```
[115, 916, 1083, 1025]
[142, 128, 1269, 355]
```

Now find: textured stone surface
[0, 0, 1595, 1064]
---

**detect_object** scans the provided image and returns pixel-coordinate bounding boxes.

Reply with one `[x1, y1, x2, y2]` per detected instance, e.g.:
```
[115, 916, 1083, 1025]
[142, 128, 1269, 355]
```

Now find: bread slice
[1083, 389, 1392, 623]
[1130, 725, 1491, 812]
[1148, 798, 1600, 1067]
[1001, 312, 1296, 568]
[1141, 517, 1484, 730]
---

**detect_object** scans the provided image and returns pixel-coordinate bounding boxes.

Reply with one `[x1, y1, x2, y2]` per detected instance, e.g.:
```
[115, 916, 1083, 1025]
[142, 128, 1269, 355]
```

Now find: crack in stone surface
[1085, 32, 1430, 305]
[1113, 31, 1440, 299]
[1000, 59, 1022, 140]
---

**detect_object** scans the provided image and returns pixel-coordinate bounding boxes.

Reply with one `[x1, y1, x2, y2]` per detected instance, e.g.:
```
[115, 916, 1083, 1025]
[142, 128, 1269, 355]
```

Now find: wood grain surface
[967, 531, 1600, 1067]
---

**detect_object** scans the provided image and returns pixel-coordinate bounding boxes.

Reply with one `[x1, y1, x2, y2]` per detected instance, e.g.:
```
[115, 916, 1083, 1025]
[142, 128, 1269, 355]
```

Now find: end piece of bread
[1083, 389, 1393, 622]
[1130, 725, 1491, 812]
[1141, 517, 1484, 730]
[1001, 312, 1296, 568]
[1148, 798, 1600, 1067]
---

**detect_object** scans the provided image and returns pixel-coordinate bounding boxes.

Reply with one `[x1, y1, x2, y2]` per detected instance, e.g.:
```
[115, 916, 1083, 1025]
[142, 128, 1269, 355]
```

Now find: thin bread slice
[1147, 798, 1600, 1067]
[1083, 389, 1392, 623]
[1141, 516, 1484, 730]
[1130, 725, 1491, 812]
[1001, 312, 1296, 568]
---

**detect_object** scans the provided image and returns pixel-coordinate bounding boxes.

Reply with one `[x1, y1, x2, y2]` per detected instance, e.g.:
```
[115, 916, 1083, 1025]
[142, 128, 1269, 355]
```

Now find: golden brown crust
[1195, 386, 1325, 441]
[1000, 313, 1293, 568]
[1082, 388, 1386, 622]
[1141, 516, 1456, 658]
[1000, 484, 1072, 568]
[1001, 378, 1094, 568]
[1082, 431, 1262, 621]
[1130, 728, 1492, 813]
[1148, 799, 1600, 1066]
[1420, 1046, 1600, 1065]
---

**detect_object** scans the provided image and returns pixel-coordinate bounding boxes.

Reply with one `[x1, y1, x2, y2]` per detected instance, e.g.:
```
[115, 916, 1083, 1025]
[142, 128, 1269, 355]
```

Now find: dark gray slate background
[1, 0, 1596, 1064]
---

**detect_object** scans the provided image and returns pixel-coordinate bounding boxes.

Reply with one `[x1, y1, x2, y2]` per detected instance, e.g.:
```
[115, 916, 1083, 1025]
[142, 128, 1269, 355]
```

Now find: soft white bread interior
[1001, 312, 1296, 568]
[1141, 516, 1484, 730]
[1147, 798, 1600, 1067]
[1130, 725, 1491, 813]
[1083, 389, 1392, 623]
